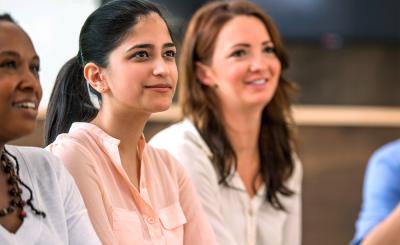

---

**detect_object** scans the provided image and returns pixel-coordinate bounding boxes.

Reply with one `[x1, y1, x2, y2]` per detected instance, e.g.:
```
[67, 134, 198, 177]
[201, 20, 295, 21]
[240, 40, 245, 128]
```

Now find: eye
[163, 50, 176, 59]
[263, 46, 276, 54]
[230, 49, 247, 58]
[30, 64, 40, 77]
[0, 60, 17, 69]
[131, 50, 150, 60]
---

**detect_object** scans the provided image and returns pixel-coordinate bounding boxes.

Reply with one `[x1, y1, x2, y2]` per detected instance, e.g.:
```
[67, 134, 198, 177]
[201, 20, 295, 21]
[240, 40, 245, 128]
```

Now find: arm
[361, 204, 400, 245]
[48, 142, 119, 245]
[352, 142, 400, 245]
[282, 157, 303, 245]
[171, 142, 238, 245]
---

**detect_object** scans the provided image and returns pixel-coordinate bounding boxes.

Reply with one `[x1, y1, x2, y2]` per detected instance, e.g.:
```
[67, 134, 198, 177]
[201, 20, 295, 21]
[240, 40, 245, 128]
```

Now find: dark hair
[45, 0, 171, 145]
[179, 0, 298, 210]
[0, 13, 16, 23]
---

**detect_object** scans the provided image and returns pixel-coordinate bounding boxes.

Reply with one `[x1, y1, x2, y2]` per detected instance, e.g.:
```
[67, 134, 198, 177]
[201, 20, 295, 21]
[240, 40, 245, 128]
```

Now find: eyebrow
[0, 50, 19, 58]
[229, 40, 274, 49]
[0, 50, 40, 62]
[126, 42, 176, 53]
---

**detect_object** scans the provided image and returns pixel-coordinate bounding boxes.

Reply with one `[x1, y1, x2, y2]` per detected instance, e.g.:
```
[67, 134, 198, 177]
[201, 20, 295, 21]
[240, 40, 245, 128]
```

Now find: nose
[152, 58, 170, 77]
[249, 54, 268, 73]
[18, 65, 42, 100]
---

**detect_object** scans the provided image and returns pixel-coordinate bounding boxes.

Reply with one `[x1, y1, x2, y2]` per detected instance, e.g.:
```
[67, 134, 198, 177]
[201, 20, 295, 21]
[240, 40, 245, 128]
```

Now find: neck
[222, 106, 262, 159]
[92, 107, 148, 149]
[222, 106, 264, 198]
[91, 105, 149, 189]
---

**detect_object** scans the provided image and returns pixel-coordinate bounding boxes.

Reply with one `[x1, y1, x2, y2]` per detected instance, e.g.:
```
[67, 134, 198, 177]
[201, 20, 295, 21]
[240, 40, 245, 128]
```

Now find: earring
[213, 84, 218, 89]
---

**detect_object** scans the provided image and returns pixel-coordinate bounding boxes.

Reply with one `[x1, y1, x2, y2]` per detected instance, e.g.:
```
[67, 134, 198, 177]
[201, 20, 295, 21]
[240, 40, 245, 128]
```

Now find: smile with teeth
[245, 79, 267, 85]
[13, 102, 36, 109]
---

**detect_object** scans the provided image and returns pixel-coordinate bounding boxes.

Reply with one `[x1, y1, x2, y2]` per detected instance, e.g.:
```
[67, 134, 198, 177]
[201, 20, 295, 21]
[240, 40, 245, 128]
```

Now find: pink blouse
[46, 122, 217, 245]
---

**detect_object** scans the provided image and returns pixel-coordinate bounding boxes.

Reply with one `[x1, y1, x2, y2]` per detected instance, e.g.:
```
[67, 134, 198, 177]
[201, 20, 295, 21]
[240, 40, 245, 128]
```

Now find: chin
[148, 102, 172, 113]
[247, 96, 274, 107]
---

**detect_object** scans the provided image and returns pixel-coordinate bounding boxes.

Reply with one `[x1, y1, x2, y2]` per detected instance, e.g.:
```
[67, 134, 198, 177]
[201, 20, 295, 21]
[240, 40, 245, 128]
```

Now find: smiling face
[200, 15, 281, 113]
[98, 13, 177, 115]
[0, 21, 42, 144]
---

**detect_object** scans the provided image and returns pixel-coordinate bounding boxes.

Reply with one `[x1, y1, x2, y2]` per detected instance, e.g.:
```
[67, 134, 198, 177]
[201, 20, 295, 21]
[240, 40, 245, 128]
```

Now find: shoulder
[361, 139, 400, 184]
[369, 139, 400, 166]
[47, 131, 95, 162]
[6, 145, 68, 183]
[150, 120, 216, 176]
[150, 120, 190, 150]
[7, 145, 64, 171]
[150, 119, 212, 161]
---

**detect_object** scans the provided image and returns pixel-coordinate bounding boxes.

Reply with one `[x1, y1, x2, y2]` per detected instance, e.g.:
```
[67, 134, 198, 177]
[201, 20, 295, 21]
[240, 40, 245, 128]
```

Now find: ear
[83, 62, 109, 93]
[195, 62, 216, 87]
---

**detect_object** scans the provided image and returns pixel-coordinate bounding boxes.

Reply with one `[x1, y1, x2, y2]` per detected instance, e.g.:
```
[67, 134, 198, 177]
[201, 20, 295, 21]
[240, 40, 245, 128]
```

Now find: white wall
[1, 0, 99, 108]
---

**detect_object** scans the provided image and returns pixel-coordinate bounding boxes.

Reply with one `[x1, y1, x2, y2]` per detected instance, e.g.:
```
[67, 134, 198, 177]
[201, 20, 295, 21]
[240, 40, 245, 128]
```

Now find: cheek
[271, 58, 282, 75]
[215, 61, 247, 83]
[37, 84, 43, 101]
[170, 64, 178, 85]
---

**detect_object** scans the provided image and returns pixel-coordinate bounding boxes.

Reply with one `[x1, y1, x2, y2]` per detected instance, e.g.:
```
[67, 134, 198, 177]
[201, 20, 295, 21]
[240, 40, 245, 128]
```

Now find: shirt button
[146, 216, 156, 224]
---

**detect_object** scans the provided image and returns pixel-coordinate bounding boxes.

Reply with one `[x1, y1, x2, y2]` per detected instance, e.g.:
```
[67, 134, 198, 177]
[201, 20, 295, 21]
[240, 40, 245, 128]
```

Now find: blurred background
[3, 0, 400, 244]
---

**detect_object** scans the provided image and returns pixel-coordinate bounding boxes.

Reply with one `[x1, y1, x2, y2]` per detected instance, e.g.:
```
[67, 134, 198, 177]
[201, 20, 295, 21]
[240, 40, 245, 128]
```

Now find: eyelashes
[0, 60, 17, 69]
[130, 49, 176, 61]
[264, 46, 276, 54]
[30, 64, 40, 77]
[0, 59, 40, 77]
[229, 46, 277, 59]
[164, 50, 176, 58]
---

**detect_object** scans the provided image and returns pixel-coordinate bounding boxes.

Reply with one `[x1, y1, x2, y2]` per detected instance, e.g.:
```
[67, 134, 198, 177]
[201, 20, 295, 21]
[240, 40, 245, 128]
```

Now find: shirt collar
[69, 122, 146, 165]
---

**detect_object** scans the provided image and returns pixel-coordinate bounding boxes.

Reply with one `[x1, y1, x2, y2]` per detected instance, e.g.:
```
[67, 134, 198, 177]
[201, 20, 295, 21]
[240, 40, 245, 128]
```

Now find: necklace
[0, 151, 27, 220]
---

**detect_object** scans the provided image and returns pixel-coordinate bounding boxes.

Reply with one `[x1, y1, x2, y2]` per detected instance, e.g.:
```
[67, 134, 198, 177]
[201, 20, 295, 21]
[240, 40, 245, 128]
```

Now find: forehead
[216, 15, 271, 44]
[0, 22, 36, 55]
[119, 13, 172, 48]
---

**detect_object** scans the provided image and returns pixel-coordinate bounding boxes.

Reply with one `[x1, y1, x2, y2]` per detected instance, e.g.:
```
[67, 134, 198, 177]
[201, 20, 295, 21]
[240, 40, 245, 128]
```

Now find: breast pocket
[112, 207, 143, 244]
[158, 202, 187, 244]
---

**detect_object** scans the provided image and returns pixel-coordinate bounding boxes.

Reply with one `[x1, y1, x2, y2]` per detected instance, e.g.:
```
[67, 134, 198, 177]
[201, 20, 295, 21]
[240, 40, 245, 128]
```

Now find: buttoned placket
[102, 134, 164, 242]
[232, 173, 263, 245]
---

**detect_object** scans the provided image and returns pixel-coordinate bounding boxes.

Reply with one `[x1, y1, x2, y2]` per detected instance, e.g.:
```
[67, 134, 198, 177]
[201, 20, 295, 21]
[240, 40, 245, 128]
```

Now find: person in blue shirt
[352, 139, 400, 245]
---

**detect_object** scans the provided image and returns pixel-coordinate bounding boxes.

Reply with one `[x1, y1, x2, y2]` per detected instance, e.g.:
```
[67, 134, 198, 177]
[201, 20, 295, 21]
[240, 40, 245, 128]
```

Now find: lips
[144, 83, 172, 89]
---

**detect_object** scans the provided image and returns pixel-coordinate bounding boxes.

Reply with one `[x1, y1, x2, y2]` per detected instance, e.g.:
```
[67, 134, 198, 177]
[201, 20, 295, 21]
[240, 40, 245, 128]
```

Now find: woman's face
[202, 15, 281, 113]
[100, 13, 177, 115]
[0, 22, 42, 144]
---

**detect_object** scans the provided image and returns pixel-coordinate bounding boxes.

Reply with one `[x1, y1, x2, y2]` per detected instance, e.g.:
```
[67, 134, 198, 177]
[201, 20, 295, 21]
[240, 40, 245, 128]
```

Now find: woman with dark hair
[44, 0, 216, 244]
[150, 1, 303, 244]
[0, 14, 100, 244]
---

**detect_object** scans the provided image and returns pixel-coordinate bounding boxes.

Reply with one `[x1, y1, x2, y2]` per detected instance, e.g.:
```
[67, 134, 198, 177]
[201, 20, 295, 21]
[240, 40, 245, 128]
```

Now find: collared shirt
[46, 122, 217, 245]
[150, 119, 303, 245]
[351, 139, 400, 245]
[0, 146, 100, 245]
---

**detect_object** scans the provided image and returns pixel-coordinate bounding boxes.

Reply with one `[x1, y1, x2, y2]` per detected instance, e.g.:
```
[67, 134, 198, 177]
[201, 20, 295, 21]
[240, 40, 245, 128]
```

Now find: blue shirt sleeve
[351, 140, 400, 245]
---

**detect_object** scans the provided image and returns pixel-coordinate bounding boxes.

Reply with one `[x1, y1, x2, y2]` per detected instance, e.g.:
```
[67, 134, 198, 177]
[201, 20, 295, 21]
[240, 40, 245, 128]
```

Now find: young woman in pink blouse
[44, 0, 217, 244]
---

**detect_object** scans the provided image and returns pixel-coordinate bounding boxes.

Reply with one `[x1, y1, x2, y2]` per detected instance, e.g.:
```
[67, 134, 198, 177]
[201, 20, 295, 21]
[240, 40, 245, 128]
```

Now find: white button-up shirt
[150, 119, 303, 245]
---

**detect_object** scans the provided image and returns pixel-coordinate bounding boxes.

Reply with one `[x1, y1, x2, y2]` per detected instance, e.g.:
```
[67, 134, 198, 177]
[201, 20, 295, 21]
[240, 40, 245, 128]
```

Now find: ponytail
[44, 56, 98, 145]
[44, 0, 170, 145]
